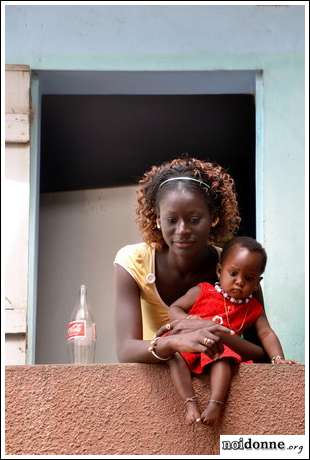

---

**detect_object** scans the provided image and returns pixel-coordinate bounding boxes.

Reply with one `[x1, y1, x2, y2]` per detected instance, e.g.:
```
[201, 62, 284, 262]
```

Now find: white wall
[36, 186, 140, 363]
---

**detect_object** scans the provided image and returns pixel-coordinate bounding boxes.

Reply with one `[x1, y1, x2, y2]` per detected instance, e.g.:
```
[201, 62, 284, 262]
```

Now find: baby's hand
[278, 359, 298, 364]
[272, 356, 297, 365]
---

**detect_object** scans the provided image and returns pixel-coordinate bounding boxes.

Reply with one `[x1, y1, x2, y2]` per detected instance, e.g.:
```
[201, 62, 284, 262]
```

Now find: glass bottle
[66, 284, 96, 363]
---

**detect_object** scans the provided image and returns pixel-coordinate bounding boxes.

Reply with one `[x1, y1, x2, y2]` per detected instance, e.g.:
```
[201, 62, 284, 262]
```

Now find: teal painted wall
[5, 5, 305, 362]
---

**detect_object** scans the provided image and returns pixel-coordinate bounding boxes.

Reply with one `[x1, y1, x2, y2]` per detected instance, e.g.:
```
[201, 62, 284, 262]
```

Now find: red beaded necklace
[213, 283, 252, 333]
[215, 282, 253, 304]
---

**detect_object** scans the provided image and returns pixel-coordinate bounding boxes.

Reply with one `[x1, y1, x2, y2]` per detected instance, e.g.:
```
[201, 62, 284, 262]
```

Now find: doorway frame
[27, 70, 264, 363]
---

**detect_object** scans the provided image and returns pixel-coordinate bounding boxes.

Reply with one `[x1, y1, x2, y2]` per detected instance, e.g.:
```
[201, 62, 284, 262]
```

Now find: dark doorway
[40, 94, 255, 237]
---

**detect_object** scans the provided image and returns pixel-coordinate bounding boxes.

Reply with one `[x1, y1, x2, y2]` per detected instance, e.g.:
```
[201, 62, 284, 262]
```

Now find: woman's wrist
[152, 336, 175, 360]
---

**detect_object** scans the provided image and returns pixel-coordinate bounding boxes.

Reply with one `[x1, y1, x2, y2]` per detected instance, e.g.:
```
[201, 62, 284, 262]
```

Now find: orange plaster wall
[5, 363, 305, 455]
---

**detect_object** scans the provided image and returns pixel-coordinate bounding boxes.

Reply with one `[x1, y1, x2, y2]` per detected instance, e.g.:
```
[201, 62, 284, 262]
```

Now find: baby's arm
[255, 314, 296, 364]
[169, 286, 201, 321]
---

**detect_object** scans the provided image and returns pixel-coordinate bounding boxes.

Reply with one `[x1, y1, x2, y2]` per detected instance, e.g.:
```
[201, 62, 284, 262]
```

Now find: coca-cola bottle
[66, 284, 96, 363]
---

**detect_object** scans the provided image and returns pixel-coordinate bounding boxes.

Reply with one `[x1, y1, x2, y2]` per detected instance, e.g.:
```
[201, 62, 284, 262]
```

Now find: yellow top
[114, 243, 169, 340]
[114, 242, 221, 340]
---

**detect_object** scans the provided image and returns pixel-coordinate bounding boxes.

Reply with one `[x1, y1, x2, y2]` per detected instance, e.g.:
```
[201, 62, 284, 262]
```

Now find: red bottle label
[67, 320, 86, 340]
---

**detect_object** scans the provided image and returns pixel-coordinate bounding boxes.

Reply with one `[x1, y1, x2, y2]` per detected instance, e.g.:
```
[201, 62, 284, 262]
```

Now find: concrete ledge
[5, 363, 305, 455]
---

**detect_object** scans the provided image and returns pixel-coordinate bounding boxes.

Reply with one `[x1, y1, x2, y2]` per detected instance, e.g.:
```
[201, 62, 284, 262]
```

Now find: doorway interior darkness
[39, 71, 256, 237]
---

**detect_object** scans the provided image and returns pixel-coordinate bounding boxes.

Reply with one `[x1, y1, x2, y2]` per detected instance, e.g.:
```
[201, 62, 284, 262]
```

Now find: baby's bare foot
[184, 396, 201, 425]
[185, 401, 201, 425]
[201, 399, 224, 425]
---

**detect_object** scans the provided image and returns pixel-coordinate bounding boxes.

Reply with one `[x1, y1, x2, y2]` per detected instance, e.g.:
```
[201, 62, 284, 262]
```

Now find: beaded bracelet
[148, 337, 173, 361]
[271, 355, 283, 364]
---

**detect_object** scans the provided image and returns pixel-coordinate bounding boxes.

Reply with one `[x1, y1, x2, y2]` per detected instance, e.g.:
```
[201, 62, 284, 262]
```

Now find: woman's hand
[156, 323, 235, 359]
[155, 317, 218, 337]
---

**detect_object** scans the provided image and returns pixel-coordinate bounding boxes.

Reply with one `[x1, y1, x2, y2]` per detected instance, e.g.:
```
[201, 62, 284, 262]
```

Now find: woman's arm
[157, 315, 266, 361]
[115, 264, 168, 363]
[115, 265, 233, 362]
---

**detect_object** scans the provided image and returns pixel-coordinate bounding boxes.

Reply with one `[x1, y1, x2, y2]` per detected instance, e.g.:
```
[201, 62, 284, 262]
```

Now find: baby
[165, 236, 295, 425]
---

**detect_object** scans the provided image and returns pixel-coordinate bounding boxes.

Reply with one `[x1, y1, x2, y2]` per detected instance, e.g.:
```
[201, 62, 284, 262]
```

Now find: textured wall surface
[6, 363, 305, 455]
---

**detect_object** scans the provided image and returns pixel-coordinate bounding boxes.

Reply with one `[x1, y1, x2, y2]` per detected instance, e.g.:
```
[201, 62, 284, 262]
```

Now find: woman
[114, 157, 267, 364]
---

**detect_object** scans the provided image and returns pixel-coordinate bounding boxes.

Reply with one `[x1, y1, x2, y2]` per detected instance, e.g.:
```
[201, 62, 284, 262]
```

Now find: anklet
[209, 399, 224, 405]
[184, 396, 198, 405]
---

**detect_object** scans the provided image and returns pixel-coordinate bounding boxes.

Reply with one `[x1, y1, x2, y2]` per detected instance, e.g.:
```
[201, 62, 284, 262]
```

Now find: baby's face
[218, 246, 263, 300]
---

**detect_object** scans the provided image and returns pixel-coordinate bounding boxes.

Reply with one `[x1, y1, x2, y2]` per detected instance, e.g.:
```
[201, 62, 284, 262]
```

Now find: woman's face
[157, 185, 213, 255]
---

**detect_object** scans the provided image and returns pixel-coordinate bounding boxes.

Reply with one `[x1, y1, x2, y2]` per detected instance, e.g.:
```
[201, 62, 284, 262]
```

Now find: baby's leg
[168, 353, 201, 425]
[201, 359, 233, 425]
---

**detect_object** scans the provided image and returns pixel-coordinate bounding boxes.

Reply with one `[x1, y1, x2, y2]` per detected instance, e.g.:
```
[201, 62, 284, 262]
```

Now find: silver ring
[166, 323, 171, 331]
[203, 337, 212, 346]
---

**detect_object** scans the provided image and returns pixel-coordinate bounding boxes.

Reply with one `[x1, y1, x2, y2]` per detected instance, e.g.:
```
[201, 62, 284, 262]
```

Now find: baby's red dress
[180, 282, 264, 374]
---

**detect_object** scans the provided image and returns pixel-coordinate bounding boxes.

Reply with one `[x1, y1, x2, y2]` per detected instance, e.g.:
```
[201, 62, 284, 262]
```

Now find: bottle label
[67, 320, 86, 340]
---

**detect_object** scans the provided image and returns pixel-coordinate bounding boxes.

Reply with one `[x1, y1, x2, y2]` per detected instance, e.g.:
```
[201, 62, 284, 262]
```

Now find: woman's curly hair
[136, 157, 241, 249]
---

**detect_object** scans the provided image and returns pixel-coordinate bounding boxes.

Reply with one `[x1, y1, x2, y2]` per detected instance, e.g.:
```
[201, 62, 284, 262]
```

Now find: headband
[159, 176, 210, 191]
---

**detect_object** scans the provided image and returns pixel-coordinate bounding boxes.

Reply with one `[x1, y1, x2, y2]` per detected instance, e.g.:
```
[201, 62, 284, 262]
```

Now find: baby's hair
[220, 236, 267, 273]
[136, 156, 241, 249]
